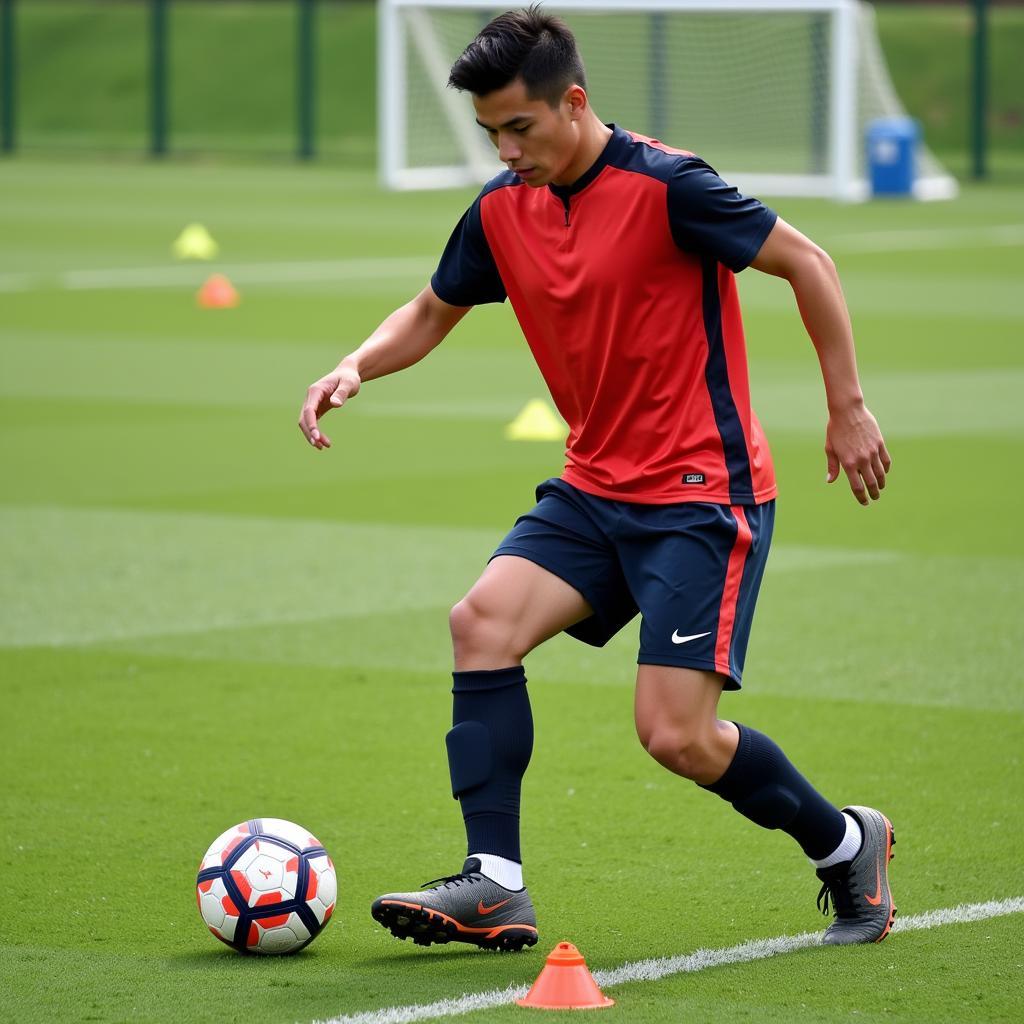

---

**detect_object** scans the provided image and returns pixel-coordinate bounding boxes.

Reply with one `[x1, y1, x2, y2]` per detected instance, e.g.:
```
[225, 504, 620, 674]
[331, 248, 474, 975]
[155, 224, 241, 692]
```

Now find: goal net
[379, 0, 956, 201]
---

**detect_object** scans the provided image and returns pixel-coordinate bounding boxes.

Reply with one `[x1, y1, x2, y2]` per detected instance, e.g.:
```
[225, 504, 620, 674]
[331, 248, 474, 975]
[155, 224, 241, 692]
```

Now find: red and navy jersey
[431, 125, 778, 505]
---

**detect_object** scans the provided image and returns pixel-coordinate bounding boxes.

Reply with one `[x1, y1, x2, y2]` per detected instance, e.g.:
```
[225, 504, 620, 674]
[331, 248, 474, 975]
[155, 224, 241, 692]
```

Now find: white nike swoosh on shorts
[671, 630, 712, 645]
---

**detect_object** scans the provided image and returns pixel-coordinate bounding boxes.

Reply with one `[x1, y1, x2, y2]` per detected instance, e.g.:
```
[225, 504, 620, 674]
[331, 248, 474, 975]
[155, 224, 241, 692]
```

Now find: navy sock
[702, 723, 846, 860]
[446, 666, 532, 862]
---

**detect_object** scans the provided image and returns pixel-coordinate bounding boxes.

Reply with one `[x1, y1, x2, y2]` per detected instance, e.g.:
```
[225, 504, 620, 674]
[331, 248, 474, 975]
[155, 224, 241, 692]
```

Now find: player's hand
[298, 365, 361, 450]
[824, 402, 892, 505]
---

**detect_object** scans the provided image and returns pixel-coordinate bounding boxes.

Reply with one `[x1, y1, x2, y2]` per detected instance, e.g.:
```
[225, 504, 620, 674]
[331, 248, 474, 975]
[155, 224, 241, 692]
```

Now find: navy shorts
[491, 478, 774, 689]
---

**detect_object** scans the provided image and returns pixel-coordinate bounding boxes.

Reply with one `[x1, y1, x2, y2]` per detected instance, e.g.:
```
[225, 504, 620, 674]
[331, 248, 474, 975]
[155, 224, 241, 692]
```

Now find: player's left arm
[750, 217, 892, 506]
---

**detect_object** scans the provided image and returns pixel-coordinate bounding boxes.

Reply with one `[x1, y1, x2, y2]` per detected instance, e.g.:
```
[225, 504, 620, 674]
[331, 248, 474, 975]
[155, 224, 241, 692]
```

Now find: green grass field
[1, 155, 1023, 1024]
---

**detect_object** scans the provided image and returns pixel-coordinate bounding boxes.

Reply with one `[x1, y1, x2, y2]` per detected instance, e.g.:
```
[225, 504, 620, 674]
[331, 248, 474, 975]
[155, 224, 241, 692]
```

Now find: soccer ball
[196, 818, 337, 955]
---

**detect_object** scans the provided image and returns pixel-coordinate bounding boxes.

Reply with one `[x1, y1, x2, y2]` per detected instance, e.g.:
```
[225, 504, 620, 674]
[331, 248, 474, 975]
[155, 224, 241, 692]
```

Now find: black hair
[447, 5, 587, 106]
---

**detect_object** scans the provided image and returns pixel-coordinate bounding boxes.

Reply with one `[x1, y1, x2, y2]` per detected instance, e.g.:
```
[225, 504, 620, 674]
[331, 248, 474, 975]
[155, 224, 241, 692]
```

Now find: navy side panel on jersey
[701, 255, 755, 499]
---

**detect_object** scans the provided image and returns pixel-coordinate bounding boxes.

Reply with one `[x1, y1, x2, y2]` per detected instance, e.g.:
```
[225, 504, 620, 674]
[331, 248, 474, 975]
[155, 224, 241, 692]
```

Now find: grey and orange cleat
[371, 857, 539, 952]
[816, 805, 897, 945]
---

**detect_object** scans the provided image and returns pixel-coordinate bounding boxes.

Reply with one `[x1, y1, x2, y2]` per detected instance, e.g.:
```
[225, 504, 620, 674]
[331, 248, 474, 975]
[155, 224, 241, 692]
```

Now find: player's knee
[643, 727, 715, 780]
[449, 595, 493, 649]
[449, 595, 521, 662]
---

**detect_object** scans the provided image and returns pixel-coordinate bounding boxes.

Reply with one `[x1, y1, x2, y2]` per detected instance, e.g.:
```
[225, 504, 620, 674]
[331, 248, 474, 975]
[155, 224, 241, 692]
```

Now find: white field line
[1, 223, 1022, 294]
[0, 256, 433, 293]
[315, 896, 1024, 1024]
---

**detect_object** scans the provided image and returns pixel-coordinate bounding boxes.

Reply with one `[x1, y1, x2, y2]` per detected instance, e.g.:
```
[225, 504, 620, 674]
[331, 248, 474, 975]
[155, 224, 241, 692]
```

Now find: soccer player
[299, 6, 895, 952]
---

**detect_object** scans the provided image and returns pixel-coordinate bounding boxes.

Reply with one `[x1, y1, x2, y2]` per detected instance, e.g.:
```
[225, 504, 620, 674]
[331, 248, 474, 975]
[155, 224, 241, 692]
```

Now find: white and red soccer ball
[196, 818, 337, 954]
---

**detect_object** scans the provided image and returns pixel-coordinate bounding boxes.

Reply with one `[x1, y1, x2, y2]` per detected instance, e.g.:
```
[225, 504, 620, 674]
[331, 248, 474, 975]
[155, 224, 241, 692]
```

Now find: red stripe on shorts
[715, 507, 753, 676]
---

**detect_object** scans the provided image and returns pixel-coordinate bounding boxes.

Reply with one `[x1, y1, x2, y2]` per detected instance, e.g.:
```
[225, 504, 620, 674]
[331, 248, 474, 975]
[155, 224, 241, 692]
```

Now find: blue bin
[867, 117, 919, 196]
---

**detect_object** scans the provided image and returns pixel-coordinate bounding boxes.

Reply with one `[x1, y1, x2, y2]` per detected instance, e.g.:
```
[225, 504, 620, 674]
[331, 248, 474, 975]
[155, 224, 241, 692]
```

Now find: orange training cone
[516, 941, 614, 1010]
[196, 273, 240, 309]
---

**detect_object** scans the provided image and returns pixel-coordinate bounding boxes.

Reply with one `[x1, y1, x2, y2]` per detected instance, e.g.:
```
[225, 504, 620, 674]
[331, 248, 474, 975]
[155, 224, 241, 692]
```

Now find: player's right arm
[298, 285, 470, 450]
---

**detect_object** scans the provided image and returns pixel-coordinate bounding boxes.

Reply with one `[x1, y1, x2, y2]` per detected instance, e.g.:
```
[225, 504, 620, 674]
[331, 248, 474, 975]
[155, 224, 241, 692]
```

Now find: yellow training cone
[504, 399, 565, 442]
[173, 223, 219, 261]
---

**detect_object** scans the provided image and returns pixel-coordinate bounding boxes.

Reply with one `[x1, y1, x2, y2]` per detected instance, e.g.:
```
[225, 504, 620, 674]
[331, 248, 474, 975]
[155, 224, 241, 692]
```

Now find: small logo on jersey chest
[683, 473, 706, 485]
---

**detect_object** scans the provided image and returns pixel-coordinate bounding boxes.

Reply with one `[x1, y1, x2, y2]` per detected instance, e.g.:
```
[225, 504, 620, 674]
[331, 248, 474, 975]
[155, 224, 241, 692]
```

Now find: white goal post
[379, 0, 957, 201]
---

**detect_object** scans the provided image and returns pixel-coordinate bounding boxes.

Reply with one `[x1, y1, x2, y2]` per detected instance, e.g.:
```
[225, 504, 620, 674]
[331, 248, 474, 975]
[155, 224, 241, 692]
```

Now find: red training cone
[516, 941, 614, 1010]
[196, 273, 240, 309]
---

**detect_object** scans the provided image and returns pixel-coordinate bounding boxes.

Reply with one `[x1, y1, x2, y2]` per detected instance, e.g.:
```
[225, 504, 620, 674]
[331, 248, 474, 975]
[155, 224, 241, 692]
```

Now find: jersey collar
[547, 123, 628, 200]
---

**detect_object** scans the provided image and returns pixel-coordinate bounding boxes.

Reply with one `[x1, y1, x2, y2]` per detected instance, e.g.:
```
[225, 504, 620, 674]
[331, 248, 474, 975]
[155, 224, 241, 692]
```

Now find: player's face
[472, 78, 586, 188]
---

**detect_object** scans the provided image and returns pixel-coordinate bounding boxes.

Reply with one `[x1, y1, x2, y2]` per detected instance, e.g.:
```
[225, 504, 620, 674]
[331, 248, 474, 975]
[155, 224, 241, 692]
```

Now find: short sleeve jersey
[431, 125, 778, 505]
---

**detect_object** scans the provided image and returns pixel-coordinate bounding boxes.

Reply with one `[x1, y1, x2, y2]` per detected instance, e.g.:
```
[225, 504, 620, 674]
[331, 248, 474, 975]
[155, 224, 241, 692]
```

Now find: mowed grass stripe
[752, 366, 1024, 438]
[0, 505, 498, 646]
[830, 223, 1024, 252]
[314, 897, 1024, 1024]
[0, 329, 548, 414]
[3, 328, 1023, 437]
[735, 268, 1024, 318]
[0, 503, 898, 649]
[79, 558, 1024, 713]
[5, 504, 1021, 713]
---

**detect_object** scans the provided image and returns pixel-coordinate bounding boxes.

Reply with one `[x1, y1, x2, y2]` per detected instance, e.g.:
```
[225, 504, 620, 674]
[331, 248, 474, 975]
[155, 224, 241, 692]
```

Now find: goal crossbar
[388, 0, 856, 11]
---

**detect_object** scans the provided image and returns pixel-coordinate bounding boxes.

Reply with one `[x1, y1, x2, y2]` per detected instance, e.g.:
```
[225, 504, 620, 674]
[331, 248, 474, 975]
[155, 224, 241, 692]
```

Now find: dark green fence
[0, 0, 376, 161]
